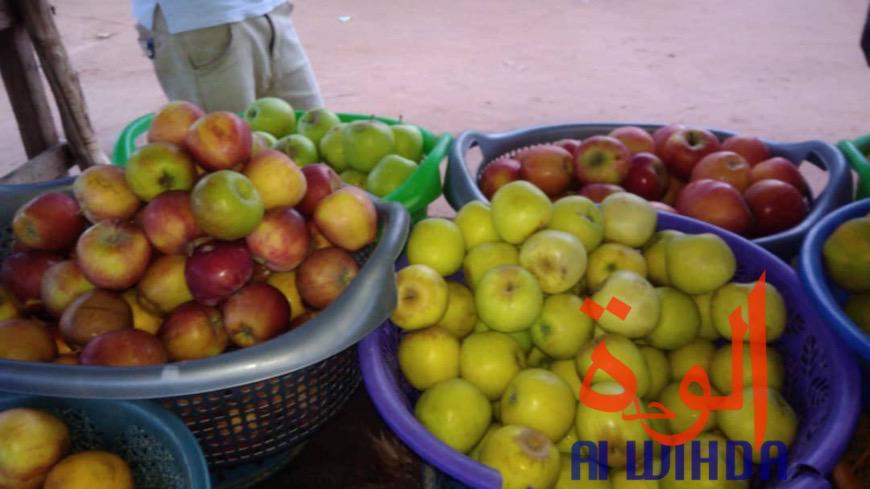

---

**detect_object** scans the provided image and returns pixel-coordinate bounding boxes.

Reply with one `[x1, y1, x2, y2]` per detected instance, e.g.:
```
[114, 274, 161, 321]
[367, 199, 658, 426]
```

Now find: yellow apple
[639, 346, 669, 400]
[436, 281, 477, 338]
[460, 331, 526, 400]
[491, 181, 553, 244]
[576, 334, 650, 399]
[500, 368, 576, 442]
[711, 281, 786, 341]
[643, 230, 684, 286]
[692, 292, 721, 341]
[520, 230, 587, 294]
[548, 195, 604, 253]
[555, 426, 579, 454]
[601, 193, 657, 247]
[43, 450, 134, 489]
[526, 346, 552, 368]
[463, 242, 519, 288]
[531, 294, 594, 359]
[587, 243, 648, 291]
[391, 264, 449, 330]
[476, 265, 543, 332]
[666, 234, 736, 295]
[550, 358, 582, 401]
[469, 422, 501, 461]
[455, 201, 499, 250]
[644, 287, 700, 350]
[266, 270, 307, 320]
[136, 254, 193, 314]
[659, 381, 718, 434]
[508, 328, 534, 352]
[122, 289, 163, 335]
[575, 382, 650, 468]
[709, 344, 784, 394]
[480, 425, 560, 489]
[717, 387, 797, 464]
[407, 218, 465, 276]
[0, 408, 70, 489]
[243, 149, 307, 209]
[668, 338, 715, 382]
[399, 326, 460, 390]
[593, 271, 660, 338]
[415, 378, 491, 453]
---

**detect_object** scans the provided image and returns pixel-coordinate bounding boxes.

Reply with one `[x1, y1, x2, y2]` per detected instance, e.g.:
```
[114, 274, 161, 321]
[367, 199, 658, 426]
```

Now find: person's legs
[263, 2, 324, 110]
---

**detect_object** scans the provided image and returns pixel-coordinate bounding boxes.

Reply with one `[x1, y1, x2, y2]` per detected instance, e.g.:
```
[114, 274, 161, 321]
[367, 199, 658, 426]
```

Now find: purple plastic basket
[359, 211, 861, 489]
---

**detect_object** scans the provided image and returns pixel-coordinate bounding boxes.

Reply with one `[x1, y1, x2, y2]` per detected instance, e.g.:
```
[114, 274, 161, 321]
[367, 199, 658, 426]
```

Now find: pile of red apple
[0, 101, 378, 367]
[479, 124, 811, 237]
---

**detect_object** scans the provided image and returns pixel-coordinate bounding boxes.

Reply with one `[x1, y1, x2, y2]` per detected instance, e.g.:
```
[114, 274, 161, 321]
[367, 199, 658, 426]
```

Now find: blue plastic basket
[0, 394, 210, 489]
[359, 210, 862, 489]
[444, 123, 853, 260]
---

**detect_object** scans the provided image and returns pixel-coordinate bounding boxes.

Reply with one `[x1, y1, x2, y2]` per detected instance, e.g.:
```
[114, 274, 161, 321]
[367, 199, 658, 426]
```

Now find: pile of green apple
[243, 97, 426, 197]
[391, 181, 798, 489]
[0, 100, 378, 367]
[823, 213, 870, 335]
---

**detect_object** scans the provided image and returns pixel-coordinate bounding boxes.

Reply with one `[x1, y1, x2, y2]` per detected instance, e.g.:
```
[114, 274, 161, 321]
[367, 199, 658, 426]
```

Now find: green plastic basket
[837, 134, 870, 200]
[112, 112, 451, 222]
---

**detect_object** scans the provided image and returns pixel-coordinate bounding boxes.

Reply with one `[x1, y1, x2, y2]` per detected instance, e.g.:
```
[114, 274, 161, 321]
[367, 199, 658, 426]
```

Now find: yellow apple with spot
[399, 326, 460, 390]
[480, 425, 560, 489]
[491, 181, 553, 244]
[531, 294, 594, 359]
[500, 368, 576, 442]
[520, 230, 587, 294]
[391, 264, 449, 330]
[548, 195, 604, 252]
[587, 243, 648, 291]
[463, 242, 519, 287]
[455, 201, 499, 250]
[407, 218, 465, 276]
[476, 265, 543, 332]
[415, 378, 491, 453]
[460, 331, 526, 400]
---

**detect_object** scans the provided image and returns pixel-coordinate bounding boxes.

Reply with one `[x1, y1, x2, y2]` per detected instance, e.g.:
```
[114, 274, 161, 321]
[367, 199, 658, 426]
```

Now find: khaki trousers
[139, 2, 323, 113]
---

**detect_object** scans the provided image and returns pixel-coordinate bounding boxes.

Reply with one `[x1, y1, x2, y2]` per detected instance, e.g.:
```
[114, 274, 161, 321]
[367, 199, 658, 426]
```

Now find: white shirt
[133, 0, 287, 33]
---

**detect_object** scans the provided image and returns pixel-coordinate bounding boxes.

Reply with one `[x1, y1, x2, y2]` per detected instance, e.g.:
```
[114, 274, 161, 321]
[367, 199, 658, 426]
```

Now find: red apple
[578, 183, 625, 203]
[573, 135, 631, 184]
[12, 192, 85, 251]
[296, 247, 360, 309]
[184, 111, 252, 172]
[515, 144, 574, 197]
[140, 190, 201, 254]
[609, 126, 655, 155]
[0, 250, 63, 310]
[80, 329, 168, 366]
[676, 179, 753, 235]
[75, 221, 152, 290]
[622, 152, 668, 200]
[159, 302, 228, 361]
[314, 187, 378, 252]
[661, 128, 720, 179]
[479, 158, 522, 199]
[661, 175, 687, 206]
[72, 165, 142, 223]
[184, 241, 254, 306]
[652, 123, 686, 155]
[553, 139, 582, 158]
[650, 202, 677, 213]
[690, 151, 752, 192]
[148, 101, 205, 148]
[59, 289, 133, 347]
[744, 179, 809, 236]
[246, 207, 310, 272]
[296, 163, 343, 217]
[222, 283, 290, 348]
[749, 157, 808, 195]
[40, 260, 95, 317]
[721, 135, 770, 166]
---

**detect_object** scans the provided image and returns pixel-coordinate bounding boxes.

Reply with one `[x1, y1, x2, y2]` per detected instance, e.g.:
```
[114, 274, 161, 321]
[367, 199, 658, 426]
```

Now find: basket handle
[837, 137, 870, 200]
[444, 130, 491, 210]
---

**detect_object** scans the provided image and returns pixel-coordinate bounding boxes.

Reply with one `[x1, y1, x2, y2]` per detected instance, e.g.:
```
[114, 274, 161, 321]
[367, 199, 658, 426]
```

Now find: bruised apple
[72, 165, 141, 222]
[80, 329, 168, 366]
[40, 260, 95, 317]
[148, 100, 204, 147]
[59, 289, 132, 347]
[185, 241, 254, 306]
[222, 283, 290, 348]
[296, 247, 360, 309]
[185, 111, 252, 171]
[313, 186, 377, 252]
[75, 221, 152, 290]
[12, 192, 85, 251]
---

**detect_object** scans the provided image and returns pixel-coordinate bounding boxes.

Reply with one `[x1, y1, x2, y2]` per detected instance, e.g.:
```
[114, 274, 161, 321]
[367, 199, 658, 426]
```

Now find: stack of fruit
[0, 103, 378, 366]
[823, 213, 870, 336]
[242, 97, 427, 197]
[479, 125, 811, 238]
[0, 407, 134, 488]
[390, 182, 797, 489]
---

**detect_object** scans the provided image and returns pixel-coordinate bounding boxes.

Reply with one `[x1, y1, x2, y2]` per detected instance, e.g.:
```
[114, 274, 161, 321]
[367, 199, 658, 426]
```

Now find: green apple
[555, 453, 612, 488]
[275, 134, 319, 166]
[520, 230, 587, 294]
[251, 131, 277, 157]
[692, 292, 721, 341]
[501, 368, 576, 442]
[548, 195, 604, 252]
[407, 218, 465, 276]
[415, 378, 491, 453]
[555, 426, 579, 455]
[469, 422, 501, 461]
[550, 358, 582, 401]
[659, 381, 718, 434]
[391, 123, 424, 162]
[822, 216, 870, 292]
[660, 432, 749, 489]
[125, 142, 197, 201]
[476, 265, 543, 332]
[463, 242, 519, 287]
[296, 108, 341, 146]
[480, 425, 560, 489]
[508, 328, 534, 352]
[473, 320, 491, 333]
[644, 287, 700, 350]
[455, 201, 499, 250]
[398, 326, 460, 390]
[601, 193, 657, 247]
[639, 345, 669, 400]
[243, 97, 295, 138]
[339, 169, 367, 187]
[460, 331, 526, 400]
[666, 234, 736, 295]
[343, 119, 395, 172]
[491, 181, 553, 244]
[709, 344, 784, 394]
[575, 382, 650, 468]
[531, 294, 594, 359]
[190, 170, 264, 240]
[587, 243, 648, 292]
[643, 230, 684, 286]
[711, 281, 786, 341]
[668, 338, 715, 382]
[436, 281, 477, 338]
[319, 124, 347, 171]
[391, 264, 449, 330]
[365, 154, 417, 197]
[576, 334, 650, 399]
[593, 271, 660, 338]
[526, 346, 552, 368]
[717, 387, 797, 463]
